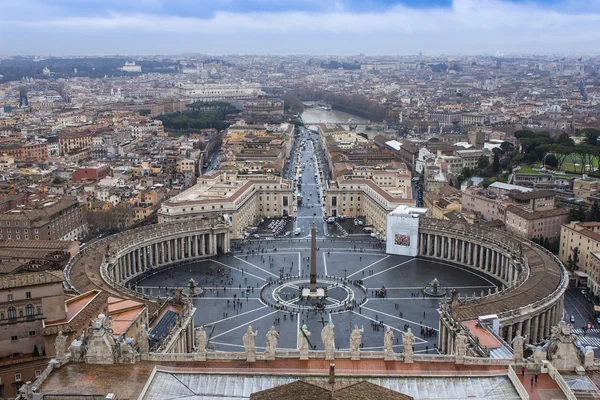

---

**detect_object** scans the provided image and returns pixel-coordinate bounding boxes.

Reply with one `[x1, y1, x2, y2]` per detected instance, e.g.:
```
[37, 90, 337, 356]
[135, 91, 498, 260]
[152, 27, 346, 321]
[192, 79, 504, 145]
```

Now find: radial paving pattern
[136, 239, 499, 353]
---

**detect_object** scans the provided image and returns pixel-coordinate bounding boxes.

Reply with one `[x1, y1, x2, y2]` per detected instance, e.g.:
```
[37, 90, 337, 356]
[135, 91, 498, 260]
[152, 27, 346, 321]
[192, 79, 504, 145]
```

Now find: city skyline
[2, 0, 600, 56]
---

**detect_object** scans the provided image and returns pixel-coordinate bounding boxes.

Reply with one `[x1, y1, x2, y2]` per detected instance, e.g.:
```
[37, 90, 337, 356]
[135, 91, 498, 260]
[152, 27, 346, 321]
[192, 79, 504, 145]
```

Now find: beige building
[573, 178, 600, 203]
[504, 205, 569, 241]
[424, 192, 461, 220]
[324, 175, 415, 237]
[560, 222, 600, 291]
[0, 271, 65, 397]
[159, 171, 294, 238]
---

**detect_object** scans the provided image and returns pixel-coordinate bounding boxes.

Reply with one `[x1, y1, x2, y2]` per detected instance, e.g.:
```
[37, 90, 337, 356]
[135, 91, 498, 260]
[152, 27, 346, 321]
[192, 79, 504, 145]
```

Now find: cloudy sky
[1, 0, 600, 56]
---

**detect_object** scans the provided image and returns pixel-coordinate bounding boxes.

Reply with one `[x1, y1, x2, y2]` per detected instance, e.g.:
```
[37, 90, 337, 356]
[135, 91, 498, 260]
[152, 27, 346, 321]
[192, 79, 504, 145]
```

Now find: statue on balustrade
[321, 322, 335, 360]
[54, 331, 68, 362]
[454, 330, 469, 361]
[350, 325, 364, 360]
[243, 325, 258, 362]
[402, 328, 415, 363]
[384, 326, 395, 360]
[298, 324, 311, 359]
[137, 324, 150, 358]
[511, 330, 526, 360]
[265, 326, 279, 359]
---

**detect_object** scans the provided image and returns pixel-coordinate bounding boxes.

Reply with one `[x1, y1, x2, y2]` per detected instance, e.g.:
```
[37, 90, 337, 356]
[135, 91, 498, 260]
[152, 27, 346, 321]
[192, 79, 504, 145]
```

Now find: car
[596, 317, 600, 325]
[253, 234, 260, 239]
[570, 315, 575, 323]
[581, 289, 587, 295]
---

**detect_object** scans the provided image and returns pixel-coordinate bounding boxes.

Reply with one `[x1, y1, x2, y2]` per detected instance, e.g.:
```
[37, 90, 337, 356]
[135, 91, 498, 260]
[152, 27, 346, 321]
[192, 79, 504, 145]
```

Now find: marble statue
[243, 325, 258, 362]
[511, 330, 526, 360]
[350, 324, 364, 360]
[68, 339, 84, 363]
[384, 326, 395, 360]
[54, 331, 67, 362]
[137, 325, 150, 357]
[195, 326, 208, 353]
[85, 314, 117, 364]
[298, 324, 311, 360]
[321, 322, 335, 360]
[265, 326, 279, 359]
[402, 328, 415, 363]
[455, 330, 469, 361]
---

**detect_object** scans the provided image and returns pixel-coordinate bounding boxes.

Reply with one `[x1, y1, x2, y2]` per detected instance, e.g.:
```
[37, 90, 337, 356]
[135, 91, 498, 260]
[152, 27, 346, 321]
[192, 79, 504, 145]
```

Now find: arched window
[37, 307, 41, 315]
[7, 307, 16, 319]
[25, 304, 34, 317]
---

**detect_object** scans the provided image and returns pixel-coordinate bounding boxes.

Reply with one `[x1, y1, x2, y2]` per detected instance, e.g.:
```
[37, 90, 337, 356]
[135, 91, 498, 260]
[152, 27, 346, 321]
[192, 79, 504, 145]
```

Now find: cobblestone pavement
[137, 239, 499, 354]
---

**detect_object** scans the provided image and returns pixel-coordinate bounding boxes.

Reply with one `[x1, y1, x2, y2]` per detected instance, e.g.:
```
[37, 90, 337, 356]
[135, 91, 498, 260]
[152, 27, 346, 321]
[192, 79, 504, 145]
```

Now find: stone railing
[547, 362, 577, 400]
[155, 301, 195, 353]
[31, 360, 55, 393]
[508, 365, 530, 400]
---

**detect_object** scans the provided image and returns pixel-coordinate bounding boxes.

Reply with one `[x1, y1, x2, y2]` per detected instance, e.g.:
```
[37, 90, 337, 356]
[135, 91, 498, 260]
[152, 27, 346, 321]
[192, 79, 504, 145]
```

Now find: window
[7, 306, 16, 319]
[25, 292, 31, 299]
[28, 330, 35, 336]
[26, 304, 34, 317]
[11, 336, 17, 341]
[35, 370, 41, 378]
[7, 294, 13, 302]
[15, 373, 22, 381]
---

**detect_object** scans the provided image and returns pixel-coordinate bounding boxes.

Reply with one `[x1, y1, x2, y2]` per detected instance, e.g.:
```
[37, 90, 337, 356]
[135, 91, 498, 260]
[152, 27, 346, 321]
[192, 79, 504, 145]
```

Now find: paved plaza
[136, 239, 499, 354]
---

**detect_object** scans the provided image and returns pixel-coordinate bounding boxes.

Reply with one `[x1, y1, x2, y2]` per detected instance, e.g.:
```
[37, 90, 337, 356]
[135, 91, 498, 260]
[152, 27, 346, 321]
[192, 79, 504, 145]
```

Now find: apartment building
[0, 198, 87, 241]
[57, 131, 94, 156]
[158, 171, 293, 238]
[560, 222, 600, 295]
[0, 271, 66, 398]
[504, 205, 569, 241]
[324, 175, 416, 237]
[573, 178, 600, 203]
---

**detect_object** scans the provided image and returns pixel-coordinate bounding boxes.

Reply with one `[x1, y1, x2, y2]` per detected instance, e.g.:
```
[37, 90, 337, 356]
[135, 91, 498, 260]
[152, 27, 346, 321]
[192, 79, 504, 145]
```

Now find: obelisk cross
[310, 221, 317, 291]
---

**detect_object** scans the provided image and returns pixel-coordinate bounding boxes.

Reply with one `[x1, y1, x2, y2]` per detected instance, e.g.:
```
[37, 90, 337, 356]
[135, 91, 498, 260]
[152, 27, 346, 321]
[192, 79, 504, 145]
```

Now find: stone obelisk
[309, 222, 317, 292]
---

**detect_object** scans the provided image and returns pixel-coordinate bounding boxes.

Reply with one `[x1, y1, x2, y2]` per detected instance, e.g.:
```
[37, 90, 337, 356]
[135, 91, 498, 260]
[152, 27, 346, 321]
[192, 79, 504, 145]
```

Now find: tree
[591, 200, 600, 222]
[282, 93, 304, 114]
[543, 237, 550, 250]
[556, 131, 575, 147]
[461, 167, 472, 178]
[52, 176, 62, 185]
[477, 156, 490, 170]
[492, 150, 500, 173]
[137, 109, 151, 116]
[583, 128, 600, 146]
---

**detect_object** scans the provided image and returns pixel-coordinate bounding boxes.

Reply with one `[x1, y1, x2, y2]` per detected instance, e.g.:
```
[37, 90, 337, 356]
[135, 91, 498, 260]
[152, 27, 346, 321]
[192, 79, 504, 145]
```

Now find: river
[301, 108, 367, 125]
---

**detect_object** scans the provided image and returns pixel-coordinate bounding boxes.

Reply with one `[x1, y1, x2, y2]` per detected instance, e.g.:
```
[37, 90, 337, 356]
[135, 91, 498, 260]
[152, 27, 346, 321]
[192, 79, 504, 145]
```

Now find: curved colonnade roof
[420, 219, 566, 322]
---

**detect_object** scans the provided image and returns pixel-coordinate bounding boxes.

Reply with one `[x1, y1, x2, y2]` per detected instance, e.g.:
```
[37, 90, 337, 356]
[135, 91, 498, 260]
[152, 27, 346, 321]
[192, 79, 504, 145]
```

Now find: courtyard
[136, 238, 499, 354]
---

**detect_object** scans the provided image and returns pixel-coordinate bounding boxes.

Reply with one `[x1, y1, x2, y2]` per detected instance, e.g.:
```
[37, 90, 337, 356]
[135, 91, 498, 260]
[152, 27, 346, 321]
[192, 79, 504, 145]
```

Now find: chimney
[329, 363, 335, 385]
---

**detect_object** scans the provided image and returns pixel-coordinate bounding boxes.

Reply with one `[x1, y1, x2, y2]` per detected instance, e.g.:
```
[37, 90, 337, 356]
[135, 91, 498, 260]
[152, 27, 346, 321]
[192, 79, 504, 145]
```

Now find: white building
[176, 83, 262, 101]
[121, 61, 142, 73]
[386, 205, 428, 257]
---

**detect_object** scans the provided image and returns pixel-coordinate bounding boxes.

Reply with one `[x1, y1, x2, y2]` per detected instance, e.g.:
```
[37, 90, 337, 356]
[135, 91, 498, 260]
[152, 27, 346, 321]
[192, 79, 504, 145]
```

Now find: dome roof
[549, 105, 561, 113]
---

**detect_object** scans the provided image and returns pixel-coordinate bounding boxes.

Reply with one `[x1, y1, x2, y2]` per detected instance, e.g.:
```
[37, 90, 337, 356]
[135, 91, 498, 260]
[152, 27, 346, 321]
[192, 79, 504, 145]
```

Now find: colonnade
[419, 232, 517, 286]
[416, 221, 567, 353]
[112, 230, 230, 284]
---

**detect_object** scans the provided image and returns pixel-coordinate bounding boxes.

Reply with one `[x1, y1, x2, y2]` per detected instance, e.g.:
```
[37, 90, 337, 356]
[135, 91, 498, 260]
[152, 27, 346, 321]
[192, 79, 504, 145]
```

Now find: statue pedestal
[403, 354, 413, 364]
[246, 351, 256, 363]
[325, 349, 335, 361]
[299, 349, 309, 360]
[302, 287, 325, 298]
[350, 350, 360, 361]
[264, 353, 275, 361]
[384, 352, 395, 361]
[193, 351, 207, 362]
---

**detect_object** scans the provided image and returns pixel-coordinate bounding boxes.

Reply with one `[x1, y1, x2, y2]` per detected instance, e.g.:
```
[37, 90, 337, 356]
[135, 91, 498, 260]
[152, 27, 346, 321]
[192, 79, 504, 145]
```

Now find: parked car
[570, 315, 575, 323]
[581, 289, 587, 295]
[253, 234, 260, 239]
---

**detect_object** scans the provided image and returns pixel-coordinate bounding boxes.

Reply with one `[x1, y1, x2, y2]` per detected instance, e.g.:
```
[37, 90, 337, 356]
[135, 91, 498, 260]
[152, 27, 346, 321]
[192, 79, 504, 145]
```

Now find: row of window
[1, 304, 40, 319]
[11, 330, 36, 341]
[6, 292, 31, 301]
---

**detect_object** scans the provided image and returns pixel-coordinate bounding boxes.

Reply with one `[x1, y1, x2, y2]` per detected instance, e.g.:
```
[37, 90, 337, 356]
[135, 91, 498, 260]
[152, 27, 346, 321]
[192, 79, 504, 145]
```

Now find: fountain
[423, 277, 447, 297]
